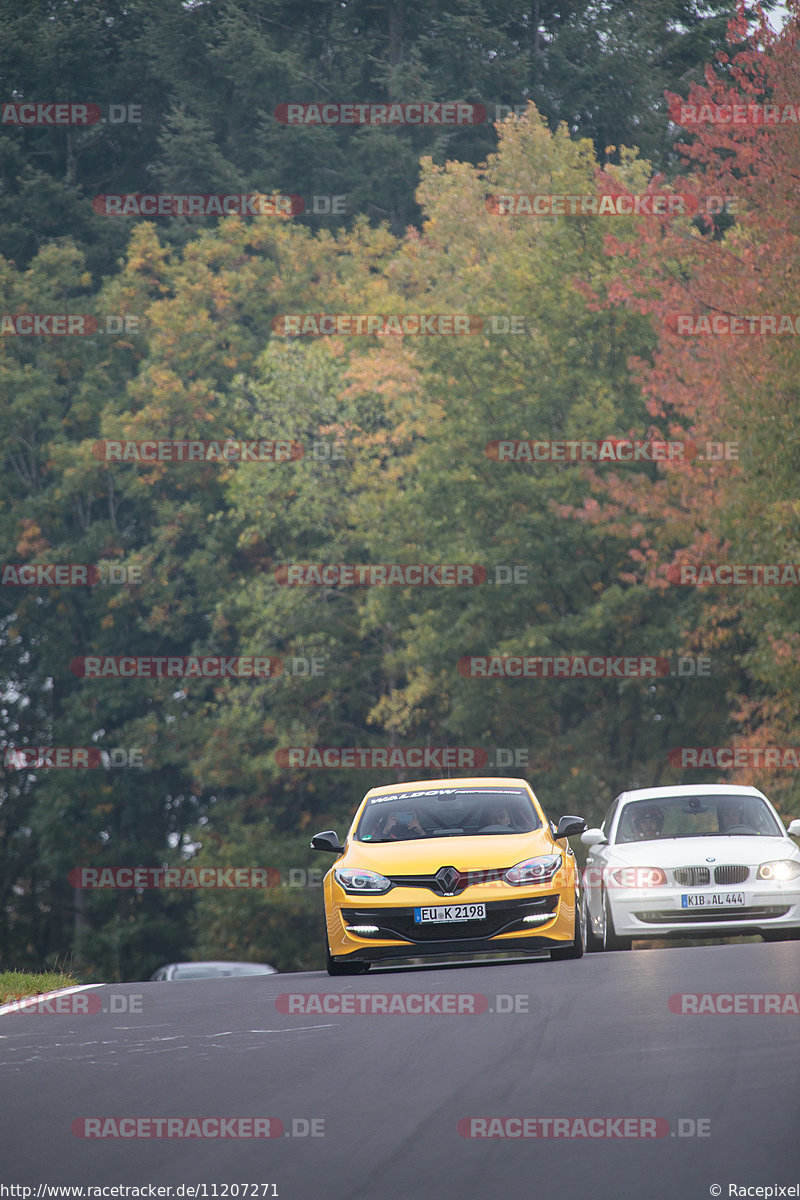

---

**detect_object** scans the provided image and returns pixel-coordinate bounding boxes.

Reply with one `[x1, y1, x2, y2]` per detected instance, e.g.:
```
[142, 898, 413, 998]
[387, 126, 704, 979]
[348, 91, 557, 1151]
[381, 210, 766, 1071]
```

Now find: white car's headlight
[334, 867, 392, 893]
[505, 854, 562, 886]
[757, 860, 800, 882]
[609, 866, 667, 888]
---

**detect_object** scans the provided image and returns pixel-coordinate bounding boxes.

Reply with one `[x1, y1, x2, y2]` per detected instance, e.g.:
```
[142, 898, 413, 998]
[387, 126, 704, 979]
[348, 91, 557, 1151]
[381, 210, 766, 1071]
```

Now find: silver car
[581, 784, 800, 950]
[150, 960, 277, 980]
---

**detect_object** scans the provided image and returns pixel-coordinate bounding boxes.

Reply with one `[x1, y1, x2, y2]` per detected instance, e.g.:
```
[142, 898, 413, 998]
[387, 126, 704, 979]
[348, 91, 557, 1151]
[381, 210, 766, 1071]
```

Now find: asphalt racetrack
[1, 941, 798, 1200]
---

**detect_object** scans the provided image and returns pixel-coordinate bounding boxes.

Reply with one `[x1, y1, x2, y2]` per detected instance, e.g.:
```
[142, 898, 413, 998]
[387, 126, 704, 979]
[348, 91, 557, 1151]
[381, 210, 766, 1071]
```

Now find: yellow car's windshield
[356, 787, 541, 842]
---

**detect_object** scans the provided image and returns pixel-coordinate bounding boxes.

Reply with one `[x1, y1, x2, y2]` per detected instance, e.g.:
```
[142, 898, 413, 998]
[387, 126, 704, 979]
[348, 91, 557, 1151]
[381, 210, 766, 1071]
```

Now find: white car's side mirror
[787, 818, 800, 837]
[581, 828, 607, 847]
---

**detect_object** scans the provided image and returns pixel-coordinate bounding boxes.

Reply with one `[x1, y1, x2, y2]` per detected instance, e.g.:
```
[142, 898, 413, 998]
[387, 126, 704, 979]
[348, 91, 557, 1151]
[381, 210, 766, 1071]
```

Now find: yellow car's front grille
[341, 896, 559, 942]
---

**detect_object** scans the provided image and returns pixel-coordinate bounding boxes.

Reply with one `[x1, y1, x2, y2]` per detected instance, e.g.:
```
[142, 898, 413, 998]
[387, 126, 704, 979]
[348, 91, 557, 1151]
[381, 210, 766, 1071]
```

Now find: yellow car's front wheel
[325, 937, 370, 976]
[550, 904, 584, 960]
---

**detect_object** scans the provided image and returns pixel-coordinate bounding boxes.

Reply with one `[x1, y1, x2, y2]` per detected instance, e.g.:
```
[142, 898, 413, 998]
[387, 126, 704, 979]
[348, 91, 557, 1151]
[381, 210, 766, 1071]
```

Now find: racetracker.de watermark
[486, 439, 739, 462]
[276, 564, 528, 585]
[71, 1117, 324, 1139]
[275, 747, 487, 769]
[0, 991, 143, 1015]
[1, 314, 141, 336]
[92, 440, 304, 462]
[583, 866, 678, 888]
[485, 193, 736, 216]
[668, 314, 800, 335]
[457, 1117, 710, 1138]
[275, 563, 486, 586]
[70, 656, 284, 678]
[68, 865, 544, 891]
[668, 747, 800, 768]
[4, 747, 143, 769]
[274, 101, 485, 125]
[92, 193, 303, 216]
[457, 656, 673, 678]
[484, 190, 734, 217]
[667, 564, 800, 585]
[68, 867, 281, 889]
[271, 314, 524, 336]
[92, 193, 348, 217]
[1, 563, 142, 585]
[669, 993, 800, 1014]
[2, 102, 141, 125]
[669, 100, 800, 126]
[275, 992, 533, 1015]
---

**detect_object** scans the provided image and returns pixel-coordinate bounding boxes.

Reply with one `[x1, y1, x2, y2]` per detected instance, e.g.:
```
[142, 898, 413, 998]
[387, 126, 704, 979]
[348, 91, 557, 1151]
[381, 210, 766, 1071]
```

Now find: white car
[581, 784, 800, 950]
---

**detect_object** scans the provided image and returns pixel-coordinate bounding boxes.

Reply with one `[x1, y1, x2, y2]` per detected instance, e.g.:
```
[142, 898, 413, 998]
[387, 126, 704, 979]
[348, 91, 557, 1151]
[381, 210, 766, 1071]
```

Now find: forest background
[2, 0, 799, 978]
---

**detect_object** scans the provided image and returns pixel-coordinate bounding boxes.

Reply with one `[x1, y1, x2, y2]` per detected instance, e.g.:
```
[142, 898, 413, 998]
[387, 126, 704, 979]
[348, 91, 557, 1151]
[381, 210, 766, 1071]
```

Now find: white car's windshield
[615, 794, 782, 843]
[356, 787, 541, 842]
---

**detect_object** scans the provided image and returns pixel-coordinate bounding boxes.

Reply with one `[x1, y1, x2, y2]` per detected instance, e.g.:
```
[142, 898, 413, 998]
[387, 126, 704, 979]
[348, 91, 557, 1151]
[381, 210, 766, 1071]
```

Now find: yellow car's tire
[550, 904, 584, 960]
[325, 941, 370, 976]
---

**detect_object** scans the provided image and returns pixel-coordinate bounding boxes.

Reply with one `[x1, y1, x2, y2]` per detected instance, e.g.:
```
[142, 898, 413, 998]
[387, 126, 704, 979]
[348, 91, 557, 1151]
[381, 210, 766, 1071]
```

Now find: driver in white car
[717, 798, 753, 833]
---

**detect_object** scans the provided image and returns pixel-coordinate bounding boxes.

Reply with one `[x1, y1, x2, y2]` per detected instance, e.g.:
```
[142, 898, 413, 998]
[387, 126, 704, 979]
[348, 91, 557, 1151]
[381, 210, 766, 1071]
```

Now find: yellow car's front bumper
[324, 874, 578, 964]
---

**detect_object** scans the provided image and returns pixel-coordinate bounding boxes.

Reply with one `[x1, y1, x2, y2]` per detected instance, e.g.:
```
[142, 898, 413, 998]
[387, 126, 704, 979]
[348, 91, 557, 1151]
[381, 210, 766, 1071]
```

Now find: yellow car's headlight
[334, 867, 392, 894]
[505, 854, 562, 886]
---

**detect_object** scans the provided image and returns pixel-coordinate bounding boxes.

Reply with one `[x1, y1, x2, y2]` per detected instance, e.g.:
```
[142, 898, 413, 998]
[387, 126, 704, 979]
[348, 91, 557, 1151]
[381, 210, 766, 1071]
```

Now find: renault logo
[436, 866, 461, 894]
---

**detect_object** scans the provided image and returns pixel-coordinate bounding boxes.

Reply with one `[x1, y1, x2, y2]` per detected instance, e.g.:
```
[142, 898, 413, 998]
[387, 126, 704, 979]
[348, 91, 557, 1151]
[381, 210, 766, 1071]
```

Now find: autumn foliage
[2, 3, 799, 975]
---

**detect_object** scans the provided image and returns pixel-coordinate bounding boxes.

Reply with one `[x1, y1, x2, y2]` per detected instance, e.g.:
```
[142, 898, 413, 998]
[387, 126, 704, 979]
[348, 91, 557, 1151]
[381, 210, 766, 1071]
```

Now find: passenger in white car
[631, 806, 664, 840]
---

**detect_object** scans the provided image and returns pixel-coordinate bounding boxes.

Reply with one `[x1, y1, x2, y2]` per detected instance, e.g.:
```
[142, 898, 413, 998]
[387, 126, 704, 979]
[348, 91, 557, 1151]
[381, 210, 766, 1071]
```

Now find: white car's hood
[604, 835, 799, 868]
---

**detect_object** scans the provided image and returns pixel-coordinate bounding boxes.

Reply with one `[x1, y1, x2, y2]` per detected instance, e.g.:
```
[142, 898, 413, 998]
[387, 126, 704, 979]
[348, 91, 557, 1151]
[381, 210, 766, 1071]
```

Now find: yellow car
[311, 777, 586, 975]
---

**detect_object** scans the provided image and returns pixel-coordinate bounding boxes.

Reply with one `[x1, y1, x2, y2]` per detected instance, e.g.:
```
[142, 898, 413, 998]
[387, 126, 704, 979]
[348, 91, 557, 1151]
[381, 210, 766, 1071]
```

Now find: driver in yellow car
[380, 809, 426, 839]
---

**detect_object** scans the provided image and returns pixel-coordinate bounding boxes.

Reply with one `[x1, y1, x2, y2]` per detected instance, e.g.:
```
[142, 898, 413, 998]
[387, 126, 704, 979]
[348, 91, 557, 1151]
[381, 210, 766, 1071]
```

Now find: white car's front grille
[672, 864, 749, 886]
[713, 864, 749, 885]
[673, 866, 710, 886]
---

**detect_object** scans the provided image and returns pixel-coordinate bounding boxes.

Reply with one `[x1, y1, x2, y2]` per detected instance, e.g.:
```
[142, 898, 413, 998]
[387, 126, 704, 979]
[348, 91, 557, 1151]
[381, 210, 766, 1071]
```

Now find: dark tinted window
[615, 794, 781, 844]
[356, 787, 541, 842]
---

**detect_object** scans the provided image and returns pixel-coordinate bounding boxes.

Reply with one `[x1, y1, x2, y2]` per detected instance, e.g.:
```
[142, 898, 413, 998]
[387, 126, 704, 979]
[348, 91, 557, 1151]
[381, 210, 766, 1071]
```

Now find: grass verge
[0, 970, 82, 1005]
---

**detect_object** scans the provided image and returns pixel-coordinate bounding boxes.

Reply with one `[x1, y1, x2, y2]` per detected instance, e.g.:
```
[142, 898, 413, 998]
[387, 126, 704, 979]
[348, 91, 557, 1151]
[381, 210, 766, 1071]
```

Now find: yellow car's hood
[340, 830, 555, 873]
